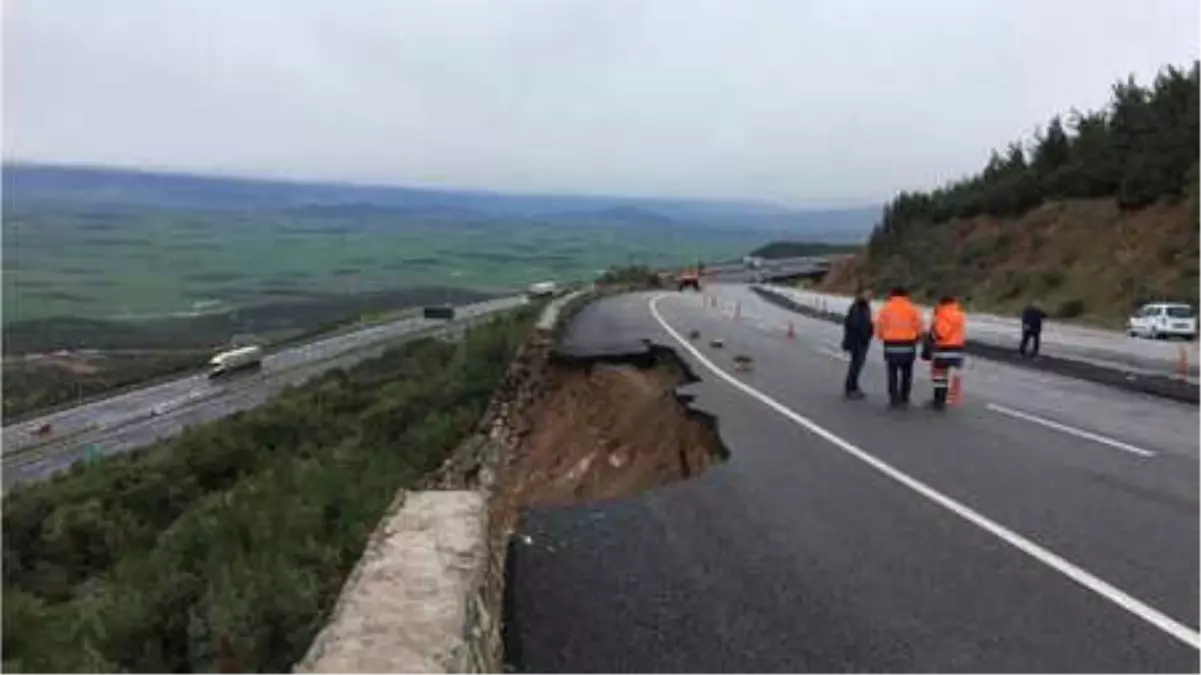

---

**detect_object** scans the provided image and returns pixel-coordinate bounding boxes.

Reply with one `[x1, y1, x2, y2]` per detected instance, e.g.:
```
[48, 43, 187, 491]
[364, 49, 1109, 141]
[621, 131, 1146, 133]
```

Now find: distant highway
[762, 286, 1199, 380]
[508, 284, 1199, 672]
[702, 256, 831, 283]
[2, 296, 526, 487]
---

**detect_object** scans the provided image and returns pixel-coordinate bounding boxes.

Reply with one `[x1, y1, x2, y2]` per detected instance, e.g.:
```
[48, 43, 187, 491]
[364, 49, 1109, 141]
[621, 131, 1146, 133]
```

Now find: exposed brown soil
[819, 197, 1197, 327]
[499, 354, 724, 508]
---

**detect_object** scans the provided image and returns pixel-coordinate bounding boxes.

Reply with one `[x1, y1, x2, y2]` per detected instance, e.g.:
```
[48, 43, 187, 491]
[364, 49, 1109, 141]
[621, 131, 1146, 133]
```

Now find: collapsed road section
[498, 345, 726, 508]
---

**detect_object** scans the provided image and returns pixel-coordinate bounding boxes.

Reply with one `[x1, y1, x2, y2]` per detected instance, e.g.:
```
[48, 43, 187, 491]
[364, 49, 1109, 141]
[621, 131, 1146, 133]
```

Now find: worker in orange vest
[929, 295, 967, 409]
[875, 286, 924, 407]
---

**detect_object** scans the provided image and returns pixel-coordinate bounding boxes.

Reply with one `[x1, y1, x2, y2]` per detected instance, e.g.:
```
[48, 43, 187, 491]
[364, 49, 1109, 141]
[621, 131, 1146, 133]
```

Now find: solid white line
[647, 294, 1199, 651]
[985, 403, 1156, 458]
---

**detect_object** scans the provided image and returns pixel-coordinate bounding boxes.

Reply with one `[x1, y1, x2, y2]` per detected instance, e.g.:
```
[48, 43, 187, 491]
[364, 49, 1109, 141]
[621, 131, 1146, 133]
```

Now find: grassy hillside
[823, 197, 1198, 325]
[3, 164, 876, 324]
[2, 304, 539, 673]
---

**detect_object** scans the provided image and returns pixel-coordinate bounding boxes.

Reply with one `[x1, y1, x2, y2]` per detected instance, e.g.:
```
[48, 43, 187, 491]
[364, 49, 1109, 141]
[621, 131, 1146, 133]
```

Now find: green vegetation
[3, 201, 775, 325]
[871, 62, 1198, 235]
[850, 62, 1199, 324]
[596, 265, 664, 287]
[748, 241, 856, 259]
[2, 305, 539, 673]
[3, 286, 491, 354]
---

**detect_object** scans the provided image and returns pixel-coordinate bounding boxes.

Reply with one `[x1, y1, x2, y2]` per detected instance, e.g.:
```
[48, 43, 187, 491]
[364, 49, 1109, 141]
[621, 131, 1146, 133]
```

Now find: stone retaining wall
[296, 289, 600, 673]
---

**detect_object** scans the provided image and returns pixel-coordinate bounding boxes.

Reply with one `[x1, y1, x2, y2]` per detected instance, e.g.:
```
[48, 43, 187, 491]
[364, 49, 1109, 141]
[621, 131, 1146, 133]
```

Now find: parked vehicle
[1127, 302, 1197, 340]
[208, 345, 264, 377]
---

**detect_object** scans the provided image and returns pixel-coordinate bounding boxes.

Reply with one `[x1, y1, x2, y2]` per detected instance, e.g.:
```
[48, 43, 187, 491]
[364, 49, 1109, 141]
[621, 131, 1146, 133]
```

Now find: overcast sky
[3, 0, 1198, 206]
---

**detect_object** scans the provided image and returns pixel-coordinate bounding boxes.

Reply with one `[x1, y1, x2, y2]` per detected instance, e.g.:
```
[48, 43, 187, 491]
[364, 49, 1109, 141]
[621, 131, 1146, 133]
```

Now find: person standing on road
[841, 288, 874, 399]
[1020, 301, 1046, 358]
[875, 286, 924, 407]
[929, 296, 966, 409]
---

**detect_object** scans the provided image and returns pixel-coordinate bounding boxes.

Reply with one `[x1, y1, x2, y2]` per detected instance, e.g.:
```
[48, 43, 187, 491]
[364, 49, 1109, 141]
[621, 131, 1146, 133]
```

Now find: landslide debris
[499, 350, 725, 508]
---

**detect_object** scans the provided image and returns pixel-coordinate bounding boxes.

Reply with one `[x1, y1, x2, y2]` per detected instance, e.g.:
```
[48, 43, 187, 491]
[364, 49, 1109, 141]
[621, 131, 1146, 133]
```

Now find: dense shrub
[1056, 298, 1087, 319]
[2, 305, 538, 672]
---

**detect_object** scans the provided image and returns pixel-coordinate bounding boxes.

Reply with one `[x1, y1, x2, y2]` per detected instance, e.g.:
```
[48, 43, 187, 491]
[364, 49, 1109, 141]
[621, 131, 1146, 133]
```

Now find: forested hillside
[836, 62, 1199, 324]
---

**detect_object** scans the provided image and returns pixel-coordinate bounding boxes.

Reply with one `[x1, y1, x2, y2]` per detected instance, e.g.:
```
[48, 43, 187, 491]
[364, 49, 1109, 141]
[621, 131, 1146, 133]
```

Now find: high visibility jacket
[875, 296, 923, 354]
[931, 303, 966, 348]
[927, 302, 965, 369]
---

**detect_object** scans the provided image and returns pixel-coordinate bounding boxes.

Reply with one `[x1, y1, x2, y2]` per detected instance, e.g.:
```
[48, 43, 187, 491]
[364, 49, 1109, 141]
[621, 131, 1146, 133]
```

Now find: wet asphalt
[506, 286, 1199, 672]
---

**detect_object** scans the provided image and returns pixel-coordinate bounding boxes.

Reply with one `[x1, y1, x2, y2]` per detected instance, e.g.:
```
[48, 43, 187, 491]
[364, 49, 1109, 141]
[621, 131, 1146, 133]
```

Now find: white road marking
[648, 294, 1199, 651]
[985, 403, 1156, 458]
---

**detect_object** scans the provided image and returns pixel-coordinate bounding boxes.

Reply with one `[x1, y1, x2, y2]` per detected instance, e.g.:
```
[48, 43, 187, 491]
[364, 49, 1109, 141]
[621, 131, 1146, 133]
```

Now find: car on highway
[1126, 302, 1197, 340]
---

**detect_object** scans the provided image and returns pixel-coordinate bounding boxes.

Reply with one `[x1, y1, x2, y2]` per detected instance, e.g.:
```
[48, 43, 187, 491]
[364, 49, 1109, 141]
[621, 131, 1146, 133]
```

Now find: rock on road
[506, 285, 1199, 672]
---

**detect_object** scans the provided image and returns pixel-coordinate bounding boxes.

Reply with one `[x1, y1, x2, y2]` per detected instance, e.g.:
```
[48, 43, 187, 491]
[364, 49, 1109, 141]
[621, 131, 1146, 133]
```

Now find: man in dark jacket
[842, 289, 874, 399]
[1020, 301, 1046, 358]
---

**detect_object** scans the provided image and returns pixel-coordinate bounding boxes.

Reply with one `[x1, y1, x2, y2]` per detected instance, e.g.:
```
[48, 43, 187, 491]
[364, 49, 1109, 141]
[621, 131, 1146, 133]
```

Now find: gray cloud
[3, 0, 1198, 205]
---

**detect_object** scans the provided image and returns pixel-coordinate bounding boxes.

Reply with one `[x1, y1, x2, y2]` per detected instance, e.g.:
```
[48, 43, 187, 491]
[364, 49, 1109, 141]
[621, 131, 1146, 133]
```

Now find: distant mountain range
[3, 163, 879, 241]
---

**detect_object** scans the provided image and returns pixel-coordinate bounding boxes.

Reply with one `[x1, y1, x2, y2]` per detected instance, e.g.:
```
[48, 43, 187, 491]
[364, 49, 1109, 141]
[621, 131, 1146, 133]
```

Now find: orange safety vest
[931, 302, 966, 362]
[875, 296, 923, 353]
[931, 303, 965, 346]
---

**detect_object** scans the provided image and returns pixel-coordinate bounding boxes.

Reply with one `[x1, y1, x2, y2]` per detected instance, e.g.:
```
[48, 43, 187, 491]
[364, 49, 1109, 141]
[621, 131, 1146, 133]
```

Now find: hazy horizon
[3, 159, 869, 211]
[5, 0, 1198, 206]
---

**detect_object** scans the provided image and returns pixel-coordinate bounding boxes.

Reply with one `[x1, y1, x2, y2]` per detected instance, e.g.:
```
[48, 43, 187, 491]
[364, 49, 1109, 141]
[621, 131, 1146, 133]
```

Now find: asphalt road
[507, 285, 1199, 672]
[2, 296, 525, 487]
[763, 286, 1200, 380]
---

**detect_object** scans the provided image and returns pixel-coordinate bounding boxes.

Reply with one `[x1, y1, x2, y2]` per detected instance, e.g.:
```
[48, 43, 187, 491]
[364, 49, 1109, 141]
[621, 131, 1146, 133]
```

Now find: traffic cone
[948, 374, 963, 405]
[786, 321, 796, 340]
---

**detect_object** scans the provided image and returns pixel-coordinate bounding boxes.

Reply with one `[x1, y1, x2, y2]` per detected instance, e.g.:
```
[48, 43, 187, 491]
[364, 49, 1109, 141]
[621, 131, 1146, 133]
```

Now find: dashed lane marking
[648, 293, 1199, 651]
[985, 402, 1156, 458]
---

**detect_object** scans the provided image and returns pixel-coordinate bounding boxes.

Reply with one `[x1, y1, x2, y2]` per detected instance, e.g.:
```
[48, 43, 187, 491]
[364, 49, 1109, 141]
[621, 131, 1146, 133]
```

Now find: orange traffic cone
[948, 374, 963, 405]
[786, 321, 796, 340]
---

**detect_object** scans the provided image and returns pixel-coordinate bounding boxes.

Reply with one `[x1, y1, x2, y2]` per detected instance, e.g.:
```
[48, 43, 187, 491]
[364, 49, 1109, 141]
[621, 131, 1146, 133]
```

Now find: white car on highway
[1127, 302, 1197, 340]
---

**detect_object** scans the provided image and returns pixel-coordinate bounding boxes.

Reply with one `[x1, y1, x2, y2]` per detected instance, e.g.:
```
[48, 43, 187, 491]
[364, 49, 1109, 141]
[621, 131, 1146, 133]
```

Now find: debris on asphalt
[710, 338, 724, 349]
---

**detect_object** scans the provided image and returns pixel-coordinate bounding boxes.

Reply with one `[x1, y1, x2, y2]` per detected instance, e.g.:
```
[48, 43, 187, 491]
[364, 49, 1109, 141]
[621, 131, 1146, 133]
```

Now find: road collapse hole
[500, 348, 727, 507]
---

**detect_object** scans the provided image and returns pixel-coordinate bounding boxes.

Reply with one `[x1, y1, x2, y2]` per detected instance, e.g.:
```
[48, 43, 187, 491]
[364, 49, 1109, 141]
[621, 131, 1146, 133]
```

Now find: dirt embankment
[819, 197, 1198, 327]
[501, 353, 722, 507]
[432, 294, 725, 511]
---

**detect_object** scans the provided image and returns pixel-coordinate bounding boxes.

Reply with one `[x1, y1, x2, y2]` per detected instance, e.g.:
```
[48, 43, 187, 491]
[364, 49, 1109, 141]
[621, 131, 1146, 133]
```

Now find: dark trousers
[885, 352, 915, 403]
[844, 346, 867, 393]
[930, 356, 962, 407]
[1020, 330, 1041, 357]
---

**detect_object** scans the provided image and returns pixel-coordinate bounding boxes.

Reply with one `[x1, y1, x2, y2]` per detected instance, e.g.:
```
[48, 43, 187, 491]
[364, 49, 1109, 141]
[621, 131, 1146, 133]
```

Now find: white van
[1127, 302, 1196, 340]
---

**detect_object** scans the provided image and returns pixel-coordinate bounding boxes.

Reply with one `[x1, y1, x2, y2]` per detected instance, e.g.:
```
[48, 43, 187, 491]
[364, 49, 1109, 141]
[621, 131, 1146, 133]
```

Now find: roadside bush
[1040, 269, 1066, 291]
[596, 265, 660, 287]
[2, 304, 539, 673]
[1056, 298, 1087, 318]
